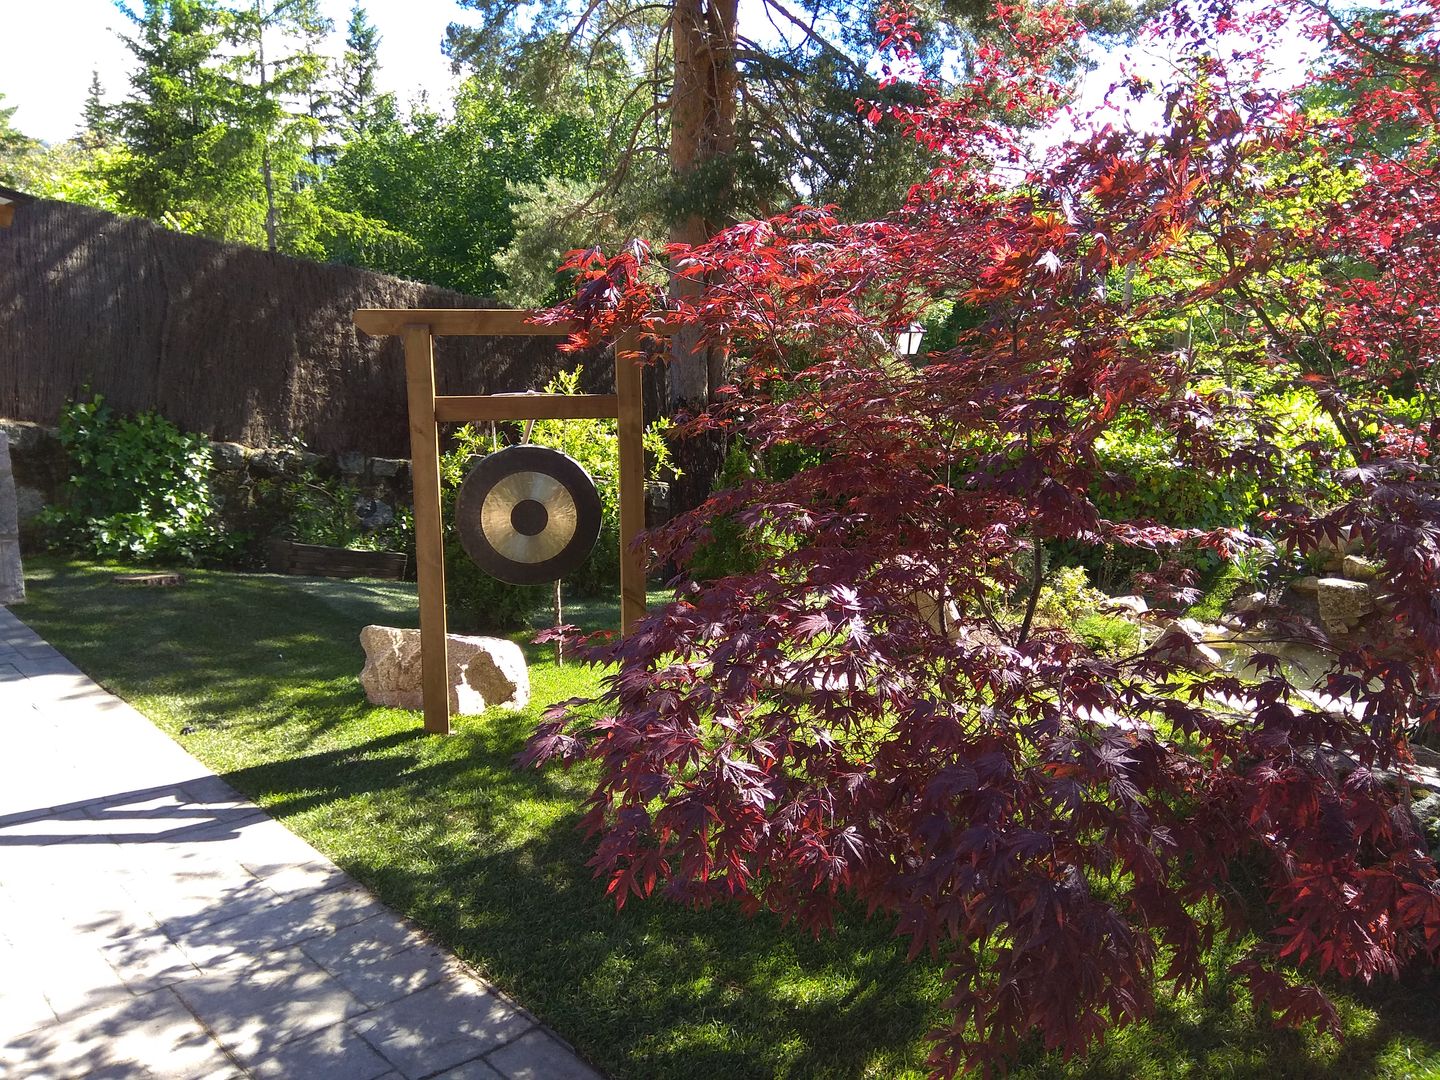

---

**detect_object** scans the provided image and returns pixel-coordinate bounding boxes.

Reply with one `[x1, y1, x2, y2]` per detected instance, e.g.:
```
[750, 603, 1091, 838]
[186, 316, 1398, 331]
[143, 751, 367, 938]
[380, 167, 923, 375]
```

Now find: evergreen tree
[107, 0, 259, 236]
[0, 92, 40, 187]
[335, 4, 382, 138]
[79, 71, 112, 148]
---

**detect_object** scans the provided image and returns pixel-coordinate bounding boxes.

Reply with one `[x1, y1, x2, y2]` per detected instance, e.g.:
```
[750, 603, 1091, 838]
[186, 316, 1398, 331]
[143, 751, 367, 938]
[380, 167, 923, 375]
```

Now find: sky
[1, 0, 1321, 148]
[0, 0, 475, 144]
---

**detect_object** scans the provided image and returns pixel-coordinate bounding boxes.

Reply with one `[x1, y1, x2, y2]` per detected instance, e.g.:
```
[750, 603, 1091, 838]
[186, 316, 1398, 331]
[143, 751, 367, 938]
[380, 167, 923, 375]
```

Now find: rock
[251, 448, 298, 475]
[210, 441, 250, 470]
[355, 498, 394, 530]
[13, 486, 43, 524]
[1228, 591, 1267, 614]
[1316, 526, 1361, 559]
[1317, 577, 1374, 627]
[1291, 576, 1321, 594]
[1342, 554, 1381, 581]
[337, 451, 367, 476]
[907, 589, 962, 639]
[370, 457, 406, 479]
[1100, 594, 1148, 615]
[358, 625, 529, 715]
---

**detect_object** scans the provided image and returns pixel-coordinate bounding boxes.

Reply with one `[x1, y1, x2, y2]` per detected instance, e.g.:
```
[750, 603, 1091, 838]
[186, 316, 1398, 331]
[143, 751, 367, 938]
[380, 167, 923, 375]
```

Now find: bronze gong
[455, 445, 603, 585]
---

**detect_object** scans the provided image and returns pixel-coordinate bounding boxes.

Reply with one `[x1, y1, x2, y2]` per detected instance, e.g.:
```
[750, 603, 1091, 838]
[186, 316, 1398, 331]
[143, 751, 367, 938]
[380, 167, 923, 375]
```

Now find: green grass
[15, 556, 1440, 1080]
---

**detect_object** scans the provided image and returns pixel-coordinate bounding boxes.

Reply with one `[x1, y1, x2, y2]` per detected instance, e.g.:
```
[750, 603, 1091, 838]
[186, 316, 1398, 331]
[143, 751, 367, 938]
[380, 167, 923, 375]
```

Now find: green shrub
[272, 473, 413, 553]
[41, 396, 235, 564]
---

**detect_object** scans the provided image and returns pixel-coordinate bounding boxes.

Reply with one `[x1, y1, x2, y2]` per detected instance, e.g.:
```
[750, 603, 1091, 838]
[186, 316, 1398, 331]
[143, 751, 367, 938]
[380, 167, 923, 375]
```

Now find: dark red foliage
[523, 1, 1440, 1074]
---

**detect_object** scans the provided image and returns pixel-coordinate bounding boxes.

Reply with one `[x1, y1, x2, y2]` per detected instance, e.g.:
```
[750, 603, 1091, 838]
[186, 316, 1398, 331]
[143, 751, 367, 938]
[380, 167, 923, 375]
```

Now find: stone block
[1342, 554, 1381, 581]
[209, 442, 251, 470]
[359, 626, 529, 715]
[486, 1029, 602, 1080]
[1317, 577, 1373, 626]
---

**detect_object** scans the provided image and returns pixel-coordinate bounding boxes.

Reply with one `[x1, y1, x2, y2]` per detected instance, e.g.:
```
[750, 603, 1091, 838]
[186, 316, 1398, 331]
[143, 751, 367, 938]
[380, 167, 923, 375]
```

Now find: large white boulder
[359, 625, 529, 714]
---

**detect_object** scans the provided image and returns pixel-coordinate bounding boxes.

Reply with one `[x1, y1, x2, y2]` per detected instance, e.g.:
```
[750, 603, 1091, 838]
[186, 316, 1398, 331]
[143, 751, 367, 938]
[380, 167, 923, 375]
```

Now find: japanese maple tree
[523, 0, 1440, 1073]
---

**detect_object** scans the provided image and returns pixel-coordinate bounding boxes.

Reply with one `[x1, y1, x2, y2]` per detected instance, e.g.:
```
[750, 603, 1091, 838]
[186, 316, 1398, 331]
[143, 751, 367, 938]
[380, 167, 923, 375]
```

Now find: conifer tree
[0, 92, 40, 187]
[108, 0, 255, 234]
[335, 4, 382, 138]
[79, 71, 112, 148]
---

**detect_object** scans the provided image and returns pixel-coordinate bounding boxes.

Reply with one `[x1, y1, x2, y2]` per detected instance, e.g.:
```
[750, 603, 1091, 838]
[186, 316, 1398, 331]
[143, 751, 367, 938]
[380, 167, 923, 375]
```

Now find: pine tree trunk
[667, 0, 738, 509]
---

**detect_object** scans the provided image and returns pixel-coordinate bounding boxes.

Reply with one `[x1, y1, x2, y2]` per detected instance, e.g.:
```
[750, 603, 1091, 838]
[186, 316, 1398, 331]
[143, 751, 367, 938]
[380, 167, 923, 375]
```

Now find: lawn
[15, 556, 1440, 1080]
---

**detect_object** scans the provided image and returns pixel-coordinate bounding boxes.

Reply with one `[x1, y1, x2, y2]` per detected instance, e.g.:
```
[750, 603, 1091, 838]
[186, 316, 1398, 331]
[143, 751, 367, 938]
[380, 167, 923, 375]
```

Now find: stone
[1227, 591, 1267, 614]
[1317, 577, 1373, 626]
[1316, 526, 1361, 559]
[1291, 575, 1321, 594]
[250, 448, 296, 475]
[358, 626, 529, 714]
[355, 498, 394, 531]
[370, 457, 406, 479]
[0, 432, 25, 605]
[209, 442, 250, 470]
[1099, 594, 1148, 615]
[14, 486, 44, 524]
[1342, 554, 1381, 581]
[907, 589, 961, 639]
[337, 451, 367, 477]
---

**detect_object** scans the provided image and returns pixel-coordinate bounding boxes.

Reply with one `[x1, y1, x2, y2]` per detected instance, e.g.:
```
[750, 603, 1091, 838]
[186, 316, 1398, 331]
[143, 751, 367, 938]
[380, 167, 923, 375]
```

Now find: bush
[40, 396, 236, 564]
[269, 473, 413, 553]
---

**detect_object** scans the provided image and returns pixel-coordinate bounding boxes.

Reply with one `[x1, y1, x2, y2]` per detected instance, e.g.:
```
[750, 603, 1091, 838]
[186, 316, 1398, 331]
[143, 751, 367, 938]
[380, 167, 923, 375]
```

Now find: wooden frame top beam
[356, 309, 576, 337]
[433, 393, 618, 423]
[354, 307, 680, 339]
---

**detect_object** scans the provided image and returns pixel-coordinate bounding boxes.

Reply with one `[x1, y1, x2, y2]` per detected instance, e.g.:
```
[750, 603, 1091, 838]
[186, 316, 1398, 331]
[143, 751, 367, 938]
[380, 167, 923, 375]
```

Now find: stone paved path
[0, 606, 602, 1080]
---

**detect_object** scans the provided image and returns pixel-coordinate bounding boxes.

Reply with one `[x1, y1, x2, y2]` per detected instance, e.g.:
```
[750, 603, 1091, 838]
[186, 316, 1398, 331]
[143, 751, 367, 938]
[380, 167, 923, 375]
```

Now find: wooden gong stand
[354, 308, 662, 734]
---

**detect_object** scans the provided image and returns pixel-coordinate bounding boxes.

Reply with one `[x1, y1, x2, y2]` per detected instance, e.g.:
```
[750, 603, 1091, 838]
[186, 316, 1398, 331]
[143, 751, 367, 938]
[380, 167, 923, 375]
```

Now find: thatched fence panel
[0, 198, 603, 458]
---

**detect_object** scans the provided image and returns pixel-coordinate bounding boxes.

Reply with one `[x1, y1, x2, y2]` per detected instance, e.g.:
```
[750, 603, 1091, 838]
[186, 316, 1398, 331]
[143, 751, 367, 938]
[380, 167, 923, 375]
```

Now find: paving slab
[0, 605, 602, 1079]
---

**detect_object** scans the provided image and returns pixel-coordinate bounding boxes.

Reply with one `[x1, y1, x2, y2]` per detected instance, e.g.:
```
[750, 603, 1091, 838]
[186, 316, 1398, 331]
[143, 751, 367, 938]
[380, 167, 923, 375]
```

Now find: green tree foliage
[107, 0, 250, 233]
[0, 92, 40, 187]
[105, 0, 329, 248]
[314, 72, 627, 295]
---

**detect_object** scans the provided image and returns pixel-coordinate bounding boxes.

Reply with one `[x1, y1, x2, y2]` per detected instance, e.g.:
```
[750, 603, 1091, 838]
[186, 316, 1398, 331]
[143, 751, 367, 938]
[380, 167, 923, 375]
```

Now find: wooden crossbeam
[433, 393, 618, 423]
[356, 308, 577, 337]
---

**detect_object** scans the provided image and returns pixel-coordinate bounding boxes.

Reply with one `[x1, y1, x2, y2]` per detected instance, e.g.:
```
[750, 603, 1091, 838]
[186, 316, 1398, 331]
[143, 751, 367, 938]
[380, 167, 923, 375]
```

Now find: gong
[455, 445, 603, 585]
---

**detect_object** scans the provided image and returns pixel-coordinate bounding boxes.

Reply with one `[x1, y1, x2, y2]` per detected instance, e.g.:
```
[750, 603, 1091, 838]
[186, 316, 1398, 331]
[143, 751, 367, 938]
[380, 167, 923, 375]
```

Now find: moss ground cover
[16, 557, 1440, 1080]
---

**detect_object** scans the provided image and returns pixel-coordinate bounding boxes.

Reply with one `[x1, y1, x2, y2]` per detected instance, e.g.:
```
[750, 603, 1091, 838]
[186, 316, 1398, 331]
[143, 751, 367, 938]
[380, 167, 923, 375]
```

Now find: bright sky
[1, 0, 1323, 148]
[0, 0, 474, 144]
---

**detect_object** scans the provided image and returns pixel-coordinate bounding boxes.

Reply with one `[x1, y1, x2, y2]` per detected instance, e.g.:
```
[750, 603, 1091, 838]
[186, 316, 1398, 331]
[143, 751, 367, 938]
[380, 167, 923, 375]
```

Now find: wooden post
[402, 324, 450, 735]
[615, 331, 647, 636]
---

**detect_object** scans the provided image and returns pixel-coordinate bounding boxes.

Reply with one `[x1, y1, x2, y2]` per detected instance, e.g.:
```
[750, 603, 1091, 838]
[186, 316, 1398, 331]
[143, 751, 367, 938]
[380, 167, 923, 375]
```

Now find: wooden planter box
[265, 539, 408, 581]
